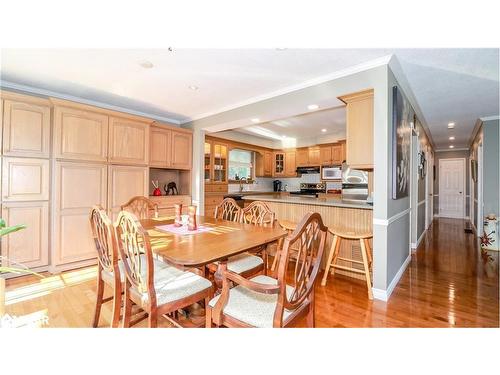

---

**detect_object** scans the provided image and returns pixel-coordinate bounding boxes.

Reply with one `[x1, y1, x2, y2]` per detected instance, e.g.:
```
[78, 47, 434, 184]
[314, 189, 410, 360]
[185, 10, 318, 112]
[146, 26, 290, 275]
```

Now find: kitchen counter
[242, 194, 373, 210]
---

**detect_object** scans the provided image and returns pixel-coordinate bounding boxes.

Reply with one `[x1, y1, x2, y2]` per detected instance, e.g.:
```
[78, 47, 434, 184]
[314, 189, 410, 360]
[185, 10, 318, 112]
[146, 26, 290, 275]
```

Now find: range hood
[296, 166, 320, 175]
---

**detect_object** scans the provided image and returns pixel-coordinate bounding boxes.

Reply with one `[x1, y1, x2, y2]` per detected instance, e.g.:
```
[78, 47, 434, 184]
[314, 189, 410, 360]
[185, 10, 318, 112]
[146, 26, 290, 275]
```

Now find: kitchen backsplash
[228, 175, 341, 193]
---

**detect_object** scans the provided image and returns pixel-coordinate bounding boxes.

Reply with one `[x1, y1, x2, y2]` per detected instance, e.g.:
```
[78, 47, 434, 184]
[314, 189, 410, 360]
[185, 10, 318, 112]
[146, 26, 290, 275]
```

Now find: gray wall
[483, 119, 500, 217]
[433, 150, 470, 217]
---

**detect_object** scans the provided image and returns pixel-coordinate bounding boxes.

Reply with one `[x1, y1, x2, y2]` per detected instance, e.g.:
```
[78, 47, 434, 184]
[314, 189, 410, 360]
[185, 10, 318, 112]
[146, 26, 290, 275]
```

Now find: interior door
[439, 159, 465, 218]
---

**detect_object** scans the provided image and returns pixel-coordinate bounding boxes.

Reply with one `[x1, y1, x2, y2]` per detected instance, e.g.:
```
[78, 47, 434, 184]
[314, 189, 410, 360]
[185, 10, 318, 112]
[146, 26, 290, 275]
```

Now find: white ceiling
[1, 48, 498, 149]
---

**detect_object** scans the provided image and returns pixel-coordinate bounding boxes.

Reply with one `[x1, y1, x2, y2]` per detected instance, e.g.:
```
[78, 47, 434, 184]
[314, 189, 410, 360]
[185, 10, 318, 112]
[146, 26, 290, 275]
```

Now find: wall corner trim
[411, 228, 426, 249]
[373, 207, 410, 226]
[372, 254, 411, 302]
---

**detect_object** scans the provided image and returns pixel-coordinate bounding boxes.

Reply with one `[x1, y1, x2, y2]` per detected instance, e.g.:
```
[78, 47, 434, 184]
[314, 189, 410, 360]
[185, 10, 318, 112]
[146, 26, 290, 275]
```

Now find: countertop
[242, 194, 373, 210]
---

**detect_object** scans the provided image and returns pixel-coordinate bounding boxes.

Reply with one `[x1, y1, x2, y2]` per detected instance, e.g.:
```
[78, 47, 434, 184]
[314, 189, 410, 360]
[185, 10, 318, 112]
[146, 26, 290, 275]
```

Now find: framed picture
[392, 86, 412, 199]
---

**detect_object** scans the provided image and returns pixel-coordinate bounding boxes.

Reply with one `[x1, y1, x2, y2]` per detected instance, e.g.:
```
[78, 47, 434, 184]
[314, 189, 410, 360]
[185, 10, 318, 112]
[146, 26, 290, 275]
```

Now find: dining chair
[121, 196, 158, 219]
[89, 205, 122, 328]
[209, 198, 264, 278]
[114, 210, 213, 328]
[206, 212, 328, 328]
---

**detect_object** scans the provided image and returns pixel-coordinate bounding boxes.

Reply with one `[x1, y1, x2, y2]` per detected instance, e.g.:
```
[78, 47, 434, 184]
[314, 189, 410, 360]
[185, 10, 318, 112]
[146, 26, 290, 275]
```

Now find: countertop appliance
[273, 179, 282, 192]
[341, 163, 369, 202]
[289, 183, 326, 197]
[321, 165, 342, 180]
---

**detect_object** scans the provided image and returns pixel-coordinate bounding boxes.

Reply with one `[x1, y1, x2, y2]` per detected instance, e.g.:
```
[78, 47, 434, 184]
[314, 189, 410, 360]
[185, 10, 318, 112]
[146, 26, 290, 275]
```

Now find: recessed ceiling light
[282, 135, 287, 138]
[139, 60, 154, 69]
[251, 118, 260, 123]
[449, 145, 454, 149]
[188, 85, 199, 90]
[321, 128, 327, 133]
[308, 104, 319, 111]
[449, 136, 455, 140]
[448, 122, 455, 129]
[276, 48, 287, 51]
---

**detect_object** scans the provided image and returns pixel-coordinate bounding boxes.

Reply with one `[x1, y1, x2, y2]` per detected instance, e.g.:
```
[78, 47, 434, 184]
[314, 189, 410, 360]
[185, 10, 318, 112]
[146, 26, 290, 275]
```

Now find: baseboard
[411, 229, 426, 249]
[372, 255, 411, 302]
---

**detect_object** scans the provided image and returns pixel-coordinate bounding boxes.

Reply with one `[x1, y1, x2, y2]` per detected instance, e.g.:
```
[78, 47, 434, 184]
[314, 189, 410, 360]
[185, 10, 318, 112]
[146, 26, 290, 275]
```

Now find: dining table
[140, 215, 288, 287]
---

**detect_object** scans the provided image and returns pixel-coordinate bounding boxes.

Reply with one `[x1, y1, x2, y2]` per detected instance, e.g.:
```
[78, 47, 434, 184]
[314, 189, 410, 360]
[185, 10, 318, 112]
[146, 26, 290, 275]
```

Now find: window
[228, 149, 254, 180]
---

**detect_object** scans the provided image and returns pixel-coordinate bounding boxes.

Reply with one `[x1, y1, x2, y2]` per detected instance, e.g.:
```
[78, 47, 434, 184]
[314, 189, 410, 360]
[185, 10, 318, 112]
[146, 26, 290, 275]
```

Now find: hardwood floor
[4, 218, 499, 327]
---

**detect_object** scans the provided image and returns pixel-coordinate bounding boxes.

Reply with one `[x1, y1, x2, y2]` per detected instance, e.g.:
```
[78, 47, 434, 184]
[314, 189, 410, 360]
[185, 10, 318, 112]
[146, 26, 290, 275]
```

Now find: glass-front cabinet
[274, 152, 285, 176]
[204, 141, 212, 182]
[205, 139, 228, 183]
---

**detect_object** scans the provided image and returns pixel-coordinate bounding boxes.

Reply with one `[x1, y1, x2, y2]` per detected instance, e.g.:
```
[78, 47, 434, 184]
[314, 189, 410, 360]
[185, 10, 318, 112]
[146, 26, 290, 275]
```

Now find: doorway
[425, 149, 434, 228]
[439, 158, 466, 218]
[477, 143, 484, 234]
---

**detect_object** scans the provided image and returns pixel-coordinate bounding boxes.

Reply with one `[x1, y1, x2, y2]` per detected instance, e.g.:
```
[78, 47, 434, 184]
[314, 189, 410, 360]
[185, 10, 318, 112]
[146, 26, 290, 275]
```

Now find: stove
[289, 183, 326, 197]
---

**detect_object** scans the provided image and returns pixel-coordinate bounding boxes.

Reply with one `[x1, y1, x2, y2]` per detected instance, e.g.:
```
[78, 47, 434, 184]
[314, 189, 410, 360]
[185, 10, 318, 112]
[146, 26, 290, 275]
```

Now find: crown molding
[0, 80, 182, 125]
[181, 54, 393, 124]
[479, 115, 500, 121]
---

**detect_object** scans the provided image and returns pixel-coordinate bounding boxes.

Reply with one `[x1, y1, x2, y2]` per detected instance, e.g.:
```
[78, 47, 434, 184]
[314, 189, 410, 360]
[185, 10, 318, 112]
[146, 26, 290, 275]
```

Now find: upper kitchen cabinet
[339, 89, 373, 169]
[296, 147, 320, 167]
[255, 150, 273, 178]
[1, 94, 51, 158]
[308, 146, 320, 166]
[150, 126, 171, 167]
[54, 106, 109, 162]
[296, 148, 309, 166]
[274, 152, 285, 176]
[319, 141, 345, 165]
[211, 141, 228, 183]
[109, 116, 150, 165]
[170, 130, 192, 170]
[285, 150, 297, 177]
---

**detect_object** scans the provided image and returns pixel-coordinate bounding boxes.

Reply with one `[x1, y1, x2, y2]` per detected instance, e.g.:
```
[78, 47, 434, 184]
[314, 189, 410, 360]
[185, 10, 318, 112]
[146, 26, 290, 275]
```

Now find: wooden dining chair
[209, 198, 264, 278]
[114, 210, 213, 328]
[206, 212, 328, 328]
[89, 205, 122, 328]
[121, 196, 158, 219]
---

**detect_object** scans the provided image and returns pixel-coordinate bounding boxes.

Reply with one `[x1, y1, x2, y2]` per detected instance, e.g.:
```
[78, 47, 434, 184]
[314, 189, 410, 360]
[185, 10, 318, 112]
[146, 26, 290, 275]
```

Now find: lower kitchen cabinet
[1, 201, 49, 269]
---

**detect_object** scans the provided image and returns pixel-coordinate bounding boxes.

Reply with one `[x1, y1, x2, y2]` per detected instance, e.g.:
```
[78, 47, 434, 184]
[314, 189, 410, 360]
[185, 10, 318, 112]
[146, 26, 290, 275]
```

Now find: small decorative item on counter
[152, 180, 162, 196]
[188, 205, 197, 231]
[164, 182, 178, 195]
[481, 214, 498, 251]
[174, 204, 183, 227]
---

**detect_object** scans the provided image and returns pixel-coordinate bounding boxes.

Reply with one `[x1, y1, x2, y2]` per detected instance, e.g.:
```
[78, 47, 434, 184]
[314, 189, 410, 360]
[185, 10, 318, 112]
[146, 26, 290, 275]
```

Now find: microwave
[321, 166, 342, 180]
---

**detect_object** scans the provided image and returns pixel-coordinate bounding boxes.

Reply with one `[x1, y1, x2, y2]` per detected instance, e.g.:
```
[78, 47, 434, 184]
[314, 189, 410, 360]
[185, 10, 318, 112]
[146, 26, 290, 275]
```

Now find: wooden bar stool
[321, 228, 373, 299]
[270, 219, 297, 272]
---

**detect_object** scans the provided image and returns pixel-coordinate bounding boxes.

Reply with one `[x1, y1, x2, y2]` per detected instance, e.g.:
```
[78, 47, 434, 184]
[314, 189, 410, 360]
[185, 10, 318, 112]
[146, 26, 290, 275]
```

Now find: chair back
[121, 196, 158, 220]
[114, 211, 155, 301]
[214, 198, 241, 222]
[89, 205, 117, 274]
[275, 212, 327, 317]
[240, 201, 275, 226]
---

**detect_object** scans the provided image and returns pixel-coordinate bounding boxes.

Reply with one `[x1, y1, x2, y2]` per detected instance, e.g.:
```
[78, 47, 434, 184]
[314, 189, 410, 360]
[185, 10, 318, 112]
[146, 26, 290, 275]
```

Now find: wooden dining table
[140, 215, 287, 286]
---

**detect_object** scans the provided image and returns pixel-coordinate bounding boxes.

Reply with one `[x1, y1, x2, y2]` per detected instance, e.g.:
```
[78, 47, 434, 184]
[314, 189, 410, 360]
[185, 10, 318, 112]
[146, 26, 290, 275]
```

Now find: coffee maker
[273, 180, 282, 192]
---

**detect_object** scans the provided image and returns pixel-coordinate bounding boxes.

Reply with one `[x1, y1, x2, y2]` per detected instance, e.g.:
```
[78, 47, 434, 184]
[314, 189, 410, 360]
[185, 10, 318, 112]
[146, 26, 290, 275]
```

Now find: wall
[483, 119, 499, 217]
[470, 125, 483, 229]
[433, 150, 470, 217]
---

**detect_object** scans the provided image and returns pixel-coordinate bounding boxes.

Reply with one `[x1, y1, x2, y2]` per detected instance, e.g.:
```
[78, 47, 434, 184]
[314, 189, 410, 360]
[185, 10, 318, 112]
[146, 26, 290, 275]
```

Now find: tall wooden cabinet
[108, 165, 149, 220]
[150, 125, 192, 170]
[109, 116, 149, 165]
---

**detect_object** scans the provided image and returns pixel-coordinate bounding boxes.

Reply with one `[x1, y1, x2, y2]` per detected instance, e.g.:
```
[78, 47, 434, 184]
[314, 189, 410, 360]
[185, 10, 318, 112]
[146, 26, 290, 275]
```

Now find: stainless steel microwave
[321, 166, 342, 180]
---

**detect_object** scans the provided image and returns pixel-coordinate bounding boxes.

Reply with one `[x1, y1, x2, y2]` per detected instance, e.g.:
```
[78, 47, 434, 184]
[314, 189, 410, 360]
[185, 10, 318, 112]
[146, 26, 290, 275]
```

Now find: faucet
[239, 177, 247, 192]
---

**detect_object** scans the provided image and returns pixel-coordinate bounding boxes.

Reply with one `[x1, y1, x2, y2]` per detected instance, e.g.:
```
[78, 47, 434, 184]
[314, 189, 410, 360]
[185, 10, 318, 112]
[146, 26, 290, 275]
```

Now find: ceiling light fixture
[308, 104, 319, 111]
[449, 136, 455, 140]
[276, 48, 287, 51]
[321, 128, 327, 133]
[188, 85, 199, 90]
[449, 145, 454, 149]
[139, 60, 154, 69]
[448, 122, 455, 129]
[251, 118, 260, 123]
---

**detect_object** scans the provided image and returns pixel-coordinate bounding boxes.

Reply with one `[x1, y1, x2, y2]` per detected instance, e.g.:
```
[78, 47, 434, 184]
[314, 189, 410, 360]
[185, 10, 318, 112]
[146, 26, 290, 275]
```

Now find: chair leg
[110, 279, 122, 328]
[364, 238, 373, 266]
[122, 284, 132, 328]
[205, 304, 213, 328]
[148, 309, 158, 328]
[271, 238, 282, 272]
[359, 239, 373, 300]
[92, 272, 104, 328]
[321, 235, 338, 286]
[330, 237, 342, 276]
[306, 293, 315, 328]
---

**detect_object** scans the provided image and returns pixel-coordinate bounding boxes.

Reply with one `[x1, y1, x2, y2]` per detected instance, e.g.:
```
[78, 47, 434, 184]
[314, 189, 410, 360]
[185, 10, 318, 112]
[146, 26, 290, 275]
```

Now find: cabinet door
[108, 165, 149, 220]
[204, 141, 212, 181]
[212, 143, 227, 183]
[2, 157, 50, 201]
[54, 106, 108, 162]
[332, 145, 343, 165]
[171, 131, 192, 170]
[2, 99, 51, 158]
[54, 161, 107, 265]
[264, 151, 273, 176]
[285, 151, 296, 176]
[308, 147, 320, 166]
[296, 149, 309, 166]
[274, 152, 285, 176]
[1, 201, 49, 269]
[320, 146, 332, 165]
[150, 127, 171, 167]
[109, 116, 149, 165]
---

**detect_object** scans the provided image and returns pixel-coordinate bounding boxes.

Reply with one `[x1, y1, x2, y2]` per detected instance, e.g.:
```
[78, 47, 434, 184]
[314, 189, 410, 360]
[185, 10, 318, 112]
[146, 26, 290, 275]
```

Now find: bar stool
[321, 228, 373, 299]
[270, 219, 297, 272]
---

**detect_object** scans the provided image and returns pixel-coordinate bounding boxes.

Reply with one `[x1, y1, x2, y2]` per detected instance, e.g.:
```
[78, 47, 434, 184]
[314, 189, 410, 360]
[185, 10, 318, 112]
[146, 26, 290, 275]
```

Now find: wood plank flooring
[4, 218, 499, 327]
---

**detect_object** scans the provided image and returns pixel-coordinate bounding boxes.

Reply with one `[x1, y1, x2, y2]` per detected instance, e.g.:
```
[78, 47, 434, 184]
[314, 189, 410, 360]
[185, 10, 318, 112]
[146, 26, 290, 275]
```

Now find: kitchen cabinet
[109, 116, 149, 165]
[53, 161, 107, 265]
[108, 165, 149, 220]
[2, 157, 50, 201]
[208, 141, 228, 183]
[204, 141, 212, 181]
[2, 98, 51, 158]
[54, 106, 109, 162]
[1, 201, 49, 269]
[170, 130, 192, 170]
[296, 148, 309, 166]
[308, 146, 320, 165]
[285, 151, 296, 177]
[319, 142, 345, 166]
[332, 143, 345, 164]
[296, 147, 320, 167]
[274, 152, 285, 176]
[339, 89, 373, 169]
[150, 127, 171, 167]
[255, 150, 273, 177]
[149, 195, 191, 217]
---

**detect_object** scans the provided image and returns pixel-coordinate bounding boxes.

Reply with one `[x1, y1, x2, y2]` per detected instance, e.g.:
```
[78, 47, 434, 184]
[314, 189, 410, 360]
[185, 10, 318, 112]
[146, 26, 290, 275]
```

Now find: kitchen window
[228, 149, 254, 181]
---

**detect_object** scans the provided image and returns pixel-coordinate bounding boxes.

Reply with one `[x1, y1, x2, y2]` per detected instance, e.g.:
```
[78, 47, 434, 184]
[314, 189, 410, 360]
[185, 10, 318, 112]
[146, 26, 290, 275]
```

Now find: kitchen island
[242, 194, 373, 280]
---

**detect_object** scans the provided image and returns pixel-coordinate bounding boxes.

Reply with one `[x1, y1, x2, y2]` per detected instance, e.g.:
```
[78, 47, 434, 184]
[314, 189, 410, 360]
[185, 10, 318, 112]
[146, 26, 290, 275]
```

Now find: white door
[439, 158, 465, 218]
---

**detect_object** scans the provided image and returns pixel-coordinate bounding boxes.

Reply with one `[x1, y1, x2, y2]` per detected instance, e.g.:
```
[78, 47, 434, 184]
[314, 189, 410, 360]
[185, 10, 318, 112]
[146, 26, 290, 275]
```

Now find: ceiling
[1, 48, 498, 149]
